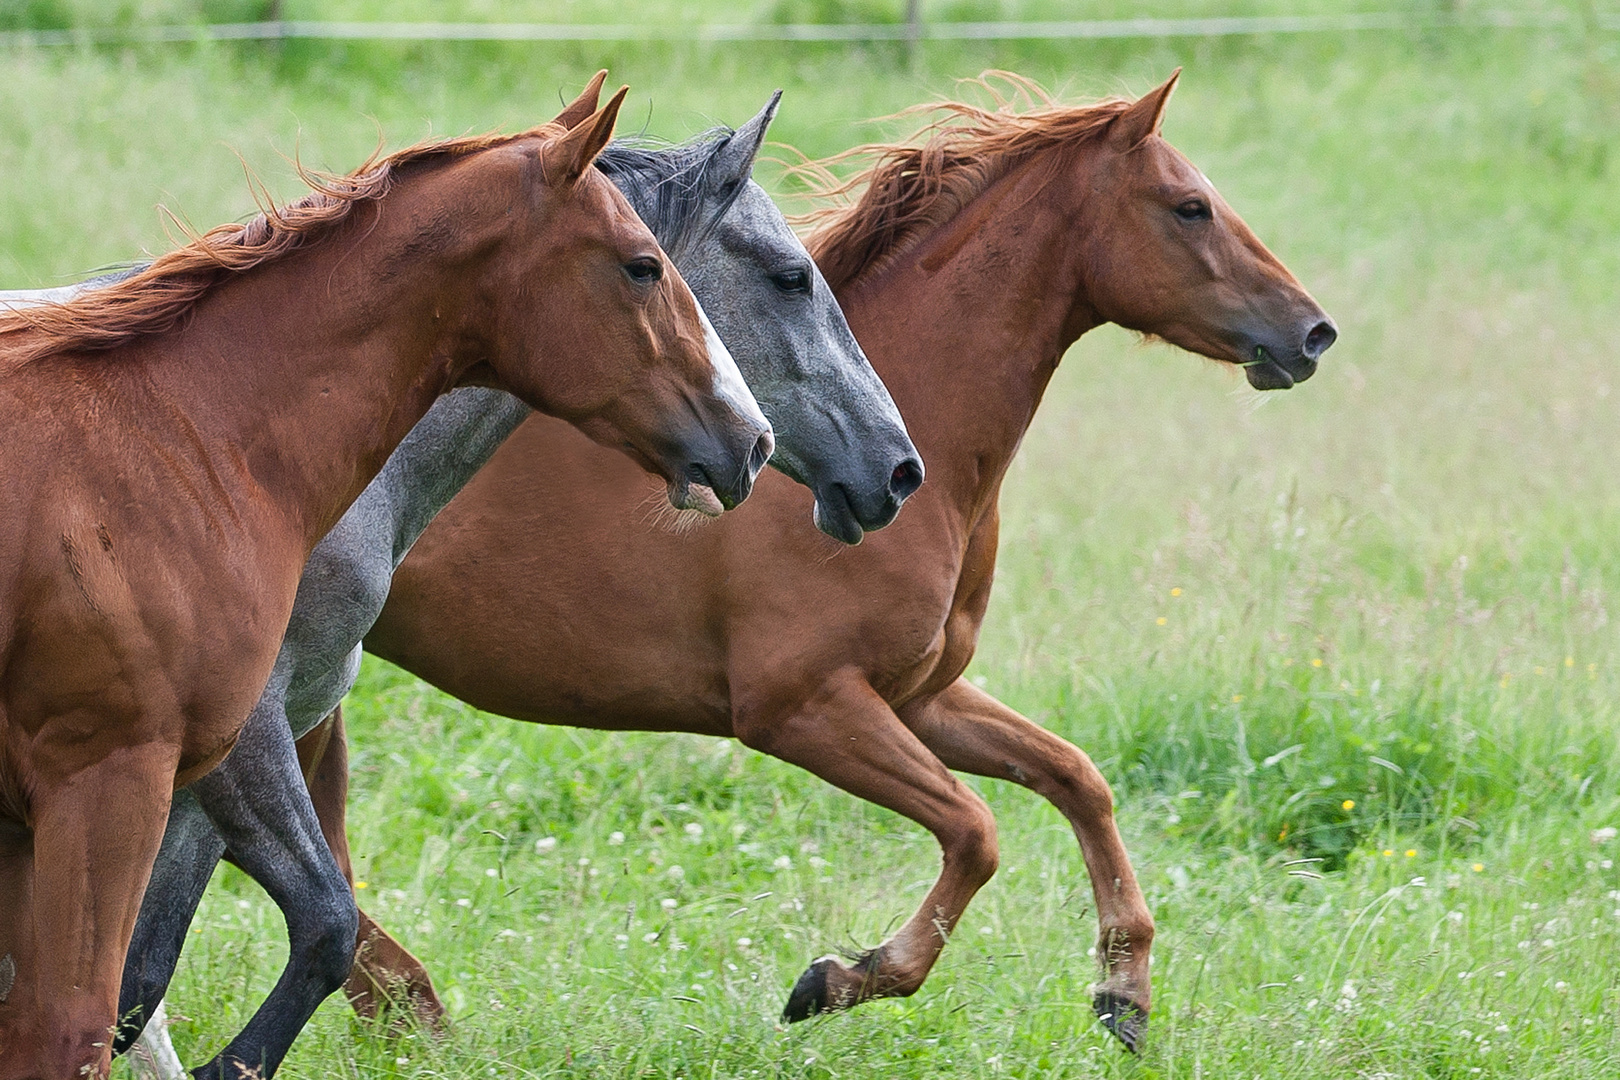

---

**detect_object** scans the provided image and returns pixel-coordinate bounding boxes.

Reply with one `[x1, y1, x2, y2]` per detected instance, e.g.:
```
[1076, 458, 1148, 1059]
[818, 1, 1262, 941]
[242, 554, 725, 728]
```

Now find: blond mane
[0, 125, 560, 364]
[794, 73, 1131, 292]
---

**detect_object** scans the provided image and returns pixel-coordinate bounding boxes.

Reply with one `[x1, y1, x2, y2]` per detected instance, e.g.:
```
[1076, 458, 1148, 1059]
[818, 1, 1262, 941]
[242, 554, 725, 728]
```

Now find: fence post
[905, 0, 921, 67]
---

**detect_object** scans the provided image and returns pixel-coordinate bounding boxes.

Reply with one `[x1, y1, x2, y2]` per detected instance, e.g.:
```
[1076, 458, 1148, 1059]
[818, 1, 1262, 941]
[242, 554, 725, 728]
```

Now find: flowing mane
[797, 74, 1132, 292]
[0, 125, 560, 365]
[595, 128, 748, 260]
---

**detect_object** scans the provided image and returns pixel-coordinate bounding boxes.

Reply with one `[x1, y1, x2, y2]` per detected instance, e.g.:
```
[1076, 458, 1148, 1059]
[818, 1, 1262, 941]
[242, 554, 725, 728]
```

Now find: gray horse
[5, 93, 921, 1079]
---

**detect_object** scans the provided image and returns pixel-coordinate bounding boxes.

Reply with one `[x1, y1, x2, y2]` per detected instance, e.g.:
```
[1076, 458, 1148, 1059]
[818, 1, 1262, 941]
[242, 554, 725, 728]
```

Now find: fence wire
[1, 11, 1614, 48]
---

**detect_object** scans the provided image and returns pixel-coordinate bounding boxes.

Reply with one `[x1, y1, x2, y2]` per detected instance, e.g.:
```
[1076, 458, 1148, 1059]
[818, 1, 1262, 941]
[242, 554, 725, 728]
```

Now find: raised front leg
[295, 707, 444, 1030]
[731, 672, 1000, 1021]
[902, 677, 1153, 1051]
[182, 701, 359, 1080]
[0, 741, 177, 1080]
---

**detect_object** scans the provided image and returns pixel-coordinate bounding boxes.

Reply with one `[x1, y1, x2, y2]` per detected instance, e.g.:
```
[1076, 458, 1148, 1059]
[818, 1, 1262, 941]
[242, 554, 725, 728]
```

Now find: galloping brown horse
[310, 71, 1335, 1049]
[0, 83, 772, 1079]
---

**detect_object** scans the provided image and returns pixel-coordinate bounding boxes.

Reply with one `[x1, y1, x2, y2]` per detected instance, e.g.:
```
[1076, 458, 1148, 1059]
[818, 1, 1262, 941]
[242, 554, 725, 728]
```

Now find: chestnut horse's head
[475, 77, 773, 511]
[1075, 71, 1336, 389]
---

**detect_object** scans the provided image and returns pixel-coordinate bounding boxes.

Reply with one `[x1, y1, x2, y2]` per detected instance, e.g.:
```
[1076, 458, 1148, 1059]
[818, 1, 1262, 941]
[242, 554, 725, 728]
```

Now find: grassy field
[4, 3, 1620, 1077]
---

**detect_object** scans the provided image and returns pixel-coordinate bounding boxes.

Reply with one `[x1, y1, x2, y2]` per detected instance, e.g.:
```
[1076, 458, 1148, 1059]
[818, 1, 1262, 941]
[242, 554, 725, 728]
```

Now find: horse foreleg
[115, 788, 224, 1057]
[0, 822, 35, 1067]
[902, 677, 1153, 1051]
[296, 707, 444, 1031]
[185, 701, 358, 1080]
[0, 740, 177, 1080]
[733, 672, 999, 1021]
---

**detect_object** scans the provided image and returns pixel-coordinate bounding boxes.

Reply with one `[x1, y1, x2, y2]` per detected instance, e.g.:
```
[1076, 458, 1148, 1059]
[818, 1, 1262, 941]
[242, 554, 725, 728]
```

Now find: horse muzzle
[1242, 318, 1337, 390]
[810, 452, 925, 545]
[668, 423, 774, 514]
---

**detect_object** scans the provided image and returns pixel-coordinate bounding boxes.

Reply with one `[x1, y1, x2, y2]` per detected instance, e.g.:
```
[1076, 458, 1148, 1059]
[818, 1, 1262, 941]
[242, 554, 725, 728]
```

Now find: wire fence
[0, 10, 1614, 48]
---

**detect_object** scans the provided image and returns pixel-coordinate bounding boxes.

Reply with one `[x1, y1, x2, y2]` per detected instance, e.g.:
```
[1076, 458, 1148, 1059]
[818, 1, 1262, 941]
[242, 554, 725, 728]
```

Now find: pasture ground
[3, 3, 1619, 1076]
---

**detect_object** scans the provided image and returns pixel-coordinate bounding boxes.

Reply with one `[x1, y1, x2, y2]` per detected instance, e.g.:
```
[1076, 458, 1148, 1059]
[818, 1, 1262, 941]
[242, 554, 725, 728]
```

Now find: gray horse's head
[596, 96, 922, 545]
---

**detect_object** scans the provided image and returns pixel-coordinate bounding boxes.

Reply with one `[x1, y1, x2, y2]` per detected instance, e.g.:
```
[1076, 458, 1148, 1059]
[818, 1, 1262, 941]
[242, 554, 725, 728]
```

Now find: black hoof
[782, 958, 833, 1022]
[1093, 990, 1148, 1053]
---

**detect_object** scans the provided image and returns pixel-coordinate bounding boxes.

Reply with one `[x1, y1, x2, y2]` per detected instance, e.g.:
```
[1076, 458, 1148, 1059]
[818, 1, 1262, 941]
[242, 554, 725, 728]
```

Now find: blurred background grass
[4, 2, 1619, 1076]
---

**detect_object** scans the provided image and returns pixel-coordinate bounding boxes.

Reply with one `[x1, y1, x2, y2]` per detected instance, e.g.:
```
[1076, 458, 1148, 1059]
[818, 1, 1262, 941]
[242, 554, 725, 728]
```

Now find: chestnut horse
[312, 70, 1334, 1050]
[0, 85, 771, 1080]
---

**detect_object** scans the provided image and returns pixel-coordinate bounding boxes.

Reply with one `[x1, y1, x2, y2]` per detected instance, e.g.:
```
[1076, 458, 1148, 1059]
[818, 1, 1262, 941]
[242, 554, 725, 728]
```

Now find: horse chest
[855, 553, 976, 706]
[879, 517, 998, 706]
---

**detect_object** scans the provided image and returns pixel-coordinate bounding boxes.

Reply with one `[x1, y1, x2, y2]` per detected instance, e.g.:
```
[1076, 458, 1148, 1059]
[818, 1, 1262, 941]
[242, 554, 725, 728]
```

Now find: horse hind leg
[296, 706, 445, 1031]
[903, 677, 1154, 1052]
[730, 672, 999, 1021]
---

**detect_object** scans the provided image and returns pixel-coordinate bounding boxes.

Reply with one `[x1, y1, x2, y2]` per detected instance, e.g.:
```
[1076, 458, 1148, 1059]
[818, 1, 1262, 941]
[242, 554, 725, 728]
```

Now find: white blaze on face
[698, 303, 769, 432]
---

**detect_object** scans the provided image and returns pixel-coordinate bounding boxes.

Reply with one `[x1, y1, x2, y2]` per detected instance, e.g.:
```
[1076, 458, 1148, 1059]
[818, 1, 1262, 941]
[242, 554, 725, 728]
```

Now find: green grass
[3, 6, 1619, 1077]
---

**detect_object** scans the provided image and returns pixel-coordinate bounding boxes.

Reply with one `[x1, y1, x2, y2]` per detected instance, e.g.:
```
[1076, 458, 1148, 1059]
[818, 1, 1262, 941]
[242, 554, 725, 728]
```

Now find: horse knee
[944, 795, 999, 885]
[299, 892, 361, 994]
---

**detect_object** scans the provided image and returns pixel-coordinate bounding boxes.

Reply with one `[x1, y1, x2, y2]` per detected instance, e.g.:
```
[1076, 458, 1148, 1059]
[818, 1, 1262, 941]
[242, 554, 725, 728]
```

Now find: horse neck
[839, 157, 1098, 526]
[135, 192, 505, 553]
[371, 387, 531, 567]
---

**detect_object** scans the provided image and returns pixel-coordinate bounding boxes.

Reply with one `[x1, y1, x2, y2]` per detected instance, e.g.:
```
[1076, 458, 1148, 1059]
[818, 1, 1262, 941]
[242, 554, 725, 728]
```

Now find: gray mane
[594, 128, 745, 258]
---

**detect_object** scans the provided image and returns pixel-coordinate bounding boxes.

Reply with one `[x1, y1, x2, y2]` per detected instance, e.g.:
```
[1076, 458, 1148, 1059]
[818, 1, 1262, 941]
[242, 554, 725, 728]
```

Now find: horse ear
[541, 85, 629, 188]
[551, 70, 608, 131]
[1109, 68, 1181, 150]
[705, 89, 782, 196]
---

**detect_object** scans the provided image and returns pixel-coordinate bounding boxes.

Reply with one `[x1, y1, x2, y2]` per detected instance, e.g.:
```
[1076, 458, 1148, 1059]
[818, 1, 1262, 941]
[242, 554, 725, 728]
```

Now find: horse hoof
[1092, 990, 1148, 1053]
[782, 957, 833, 1022]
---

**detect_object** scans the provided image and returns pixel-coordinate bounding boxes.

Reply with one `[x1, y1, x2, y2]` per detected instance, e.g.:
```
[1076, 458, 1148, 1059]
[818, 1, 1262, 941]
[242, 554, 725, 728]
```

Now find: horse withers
[0, 81, 768, 1080]
[333, 70, 1332, 1053]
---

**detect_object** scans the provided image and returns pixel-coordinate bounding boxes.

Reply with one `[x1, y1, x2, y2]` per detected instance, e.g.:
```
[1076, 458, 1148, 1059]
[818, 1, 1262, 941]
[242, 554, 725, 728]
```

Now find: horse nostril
[1303, 320, 1337, 360]
[747, 429, 775, 478]
[888, 457, 924, 501]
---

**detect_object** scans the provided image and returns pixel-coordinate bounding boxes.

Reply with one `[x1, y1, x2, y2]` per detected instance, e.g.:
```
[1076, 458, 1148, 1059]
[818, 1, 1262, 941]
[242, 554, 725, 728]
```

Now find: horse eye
[1175, 200, 1212, 222]
[772, 269, 811, 294]
[624, 258, 663, 284]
